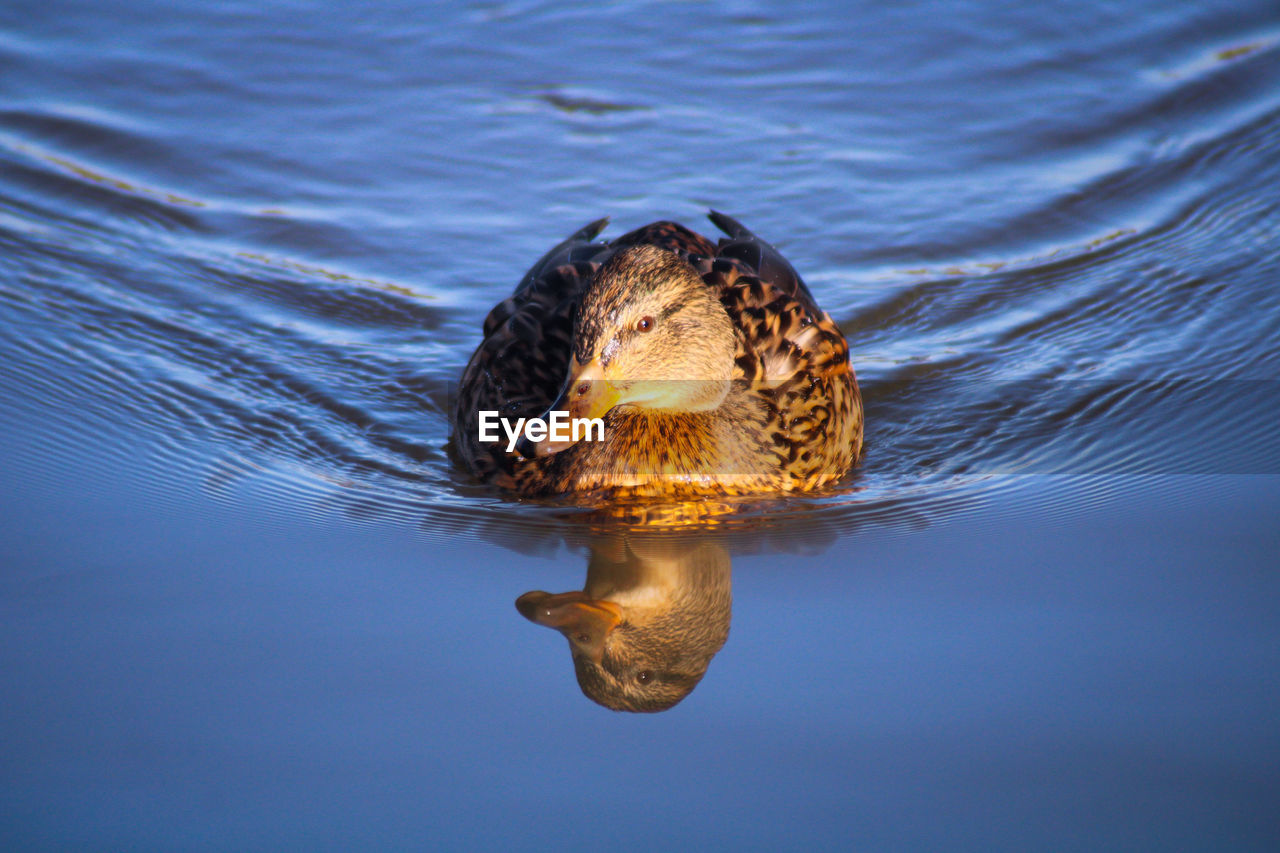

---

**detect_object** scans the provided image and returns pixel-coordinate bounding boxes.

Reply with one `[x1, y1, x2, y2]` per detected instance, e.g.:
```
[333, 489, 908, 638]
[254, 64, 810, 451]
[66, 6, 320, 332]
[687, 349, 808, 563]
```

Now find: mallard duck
[453, 212, 862, 498]
[515, 533, 732, 712]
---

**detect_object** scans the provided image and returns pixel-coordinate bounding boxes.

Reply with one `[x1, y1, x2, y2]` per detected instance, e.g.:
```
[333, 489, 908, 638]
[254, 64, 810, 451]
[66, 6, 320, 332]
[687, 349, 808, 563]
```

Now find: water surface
[2, 0, 1279, 848]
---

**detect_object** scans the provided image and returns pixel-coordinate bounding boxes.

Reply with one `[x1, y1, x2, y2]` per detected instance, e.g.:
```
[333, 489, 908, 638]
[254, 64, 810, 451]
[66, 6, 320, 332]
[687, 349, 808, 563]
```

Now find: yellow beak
[523, 356, 619, 457]
[515, 590, 623, 664]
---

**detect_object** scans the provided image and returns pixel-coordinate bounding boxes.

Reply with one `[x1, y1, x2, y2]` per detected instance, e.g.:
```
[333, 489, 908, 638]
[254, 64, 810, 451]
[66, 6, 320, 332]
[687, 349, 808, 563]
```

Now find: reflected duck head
[515, 536, 732, 713]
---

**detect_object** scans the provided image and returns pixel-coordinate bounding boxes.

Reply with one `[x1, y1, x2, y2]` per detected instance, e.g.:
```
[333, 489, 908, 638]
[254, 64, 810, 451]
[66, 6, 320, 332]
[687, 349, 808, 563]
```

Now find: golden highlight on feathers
[453, 212, 863, 498]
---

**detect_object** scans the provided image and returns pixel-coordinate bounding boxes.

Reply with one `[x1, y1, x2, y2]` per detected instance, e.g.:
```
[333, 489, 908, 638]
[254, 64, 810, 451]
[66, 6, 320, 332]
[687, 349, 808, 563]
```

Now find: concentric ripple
[2, 18, 1278, 552]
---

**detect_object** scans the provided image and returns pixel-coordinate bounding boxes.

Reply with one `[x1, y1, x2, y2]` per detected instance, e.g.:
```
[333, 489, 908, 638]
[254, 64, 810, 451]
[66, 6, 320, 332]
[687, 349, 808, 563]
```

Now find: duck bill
[515, 590, 623, 664]
[524, 356, 619, 457]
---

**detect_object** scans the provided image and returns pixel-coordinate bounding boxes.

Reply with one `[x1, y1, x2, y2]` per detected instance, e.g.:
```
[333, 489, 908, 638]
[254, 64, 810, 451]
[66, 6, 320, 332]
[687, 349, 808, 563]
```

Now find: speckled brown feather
[453, 212, 863, 496]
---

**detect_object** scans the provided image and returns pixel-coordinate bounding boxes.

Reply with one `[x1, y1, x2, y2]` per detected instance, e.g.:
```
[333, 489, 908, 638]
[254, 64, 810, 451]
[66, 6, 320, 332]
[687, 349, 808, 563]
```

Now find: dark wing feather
[707, 210, 819, 313]
[482, 217, 611, 337]
[454, 220, 614, 482]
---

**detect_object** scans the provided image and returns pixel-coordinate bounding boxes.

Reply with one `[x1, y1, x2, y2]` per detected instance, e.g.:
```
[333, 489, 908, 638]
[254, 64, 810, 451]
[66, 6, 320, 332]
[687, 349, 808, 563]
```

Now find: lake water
[3, 0, 1279, 848]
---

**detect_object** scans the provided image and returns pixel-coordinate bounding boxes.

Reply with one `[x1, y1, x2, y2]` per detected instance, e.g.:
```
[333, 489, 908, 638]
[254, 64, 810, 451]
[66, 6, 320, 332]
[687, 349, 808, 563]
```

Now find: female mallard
[453, 212, 862, 498]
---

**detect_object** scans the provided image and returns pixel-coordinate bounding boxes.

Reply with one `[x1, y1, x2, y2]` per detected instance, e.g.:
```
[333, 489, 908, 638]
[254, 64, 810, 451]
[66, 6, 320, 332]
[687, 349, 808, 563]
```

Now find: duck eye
[636, 670, 654, 684]
[636, 316, 654, 332]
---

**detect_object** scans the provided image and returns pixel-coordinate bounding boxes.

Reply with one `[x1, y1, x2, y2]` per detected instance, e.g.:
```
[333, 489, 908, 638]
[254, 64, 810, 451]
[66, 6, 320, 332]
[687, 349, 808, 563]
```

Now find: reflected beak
[518, 356, 619, 458]
[515, 590, 623, 664]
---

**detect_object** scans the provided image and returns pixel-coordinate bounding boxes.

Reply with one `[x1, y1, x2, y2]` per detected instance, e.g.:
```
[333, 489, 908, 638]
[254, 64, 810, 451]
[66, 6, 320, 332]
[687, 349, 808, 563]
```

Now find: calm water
[3, 0, 1280, 848]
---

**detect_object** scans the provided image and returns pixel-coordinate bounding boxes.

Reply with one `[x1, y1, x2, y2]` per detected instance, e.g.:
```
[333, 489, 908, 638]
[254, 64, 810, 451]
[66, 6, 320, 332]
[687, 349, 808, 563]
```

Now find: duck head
[524, 245, 737, 457]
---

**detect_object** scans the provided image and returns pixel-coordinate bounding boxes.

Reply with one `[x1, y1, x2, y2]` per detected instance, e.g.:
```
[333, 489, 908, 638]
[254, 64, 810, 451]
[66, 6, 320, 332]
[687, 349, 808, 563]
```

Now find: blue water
[2, 0, 1279, 848]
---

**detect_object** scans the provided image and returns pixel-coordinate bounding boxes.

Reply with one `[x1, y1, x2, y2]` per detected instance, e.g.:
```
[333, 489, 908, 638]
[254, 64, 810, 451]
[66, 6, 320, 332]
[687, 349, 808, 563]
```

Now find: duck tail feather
[708, 210, 751, 239]
[575, 216, 611, 242]
[514, 217, 611, 295]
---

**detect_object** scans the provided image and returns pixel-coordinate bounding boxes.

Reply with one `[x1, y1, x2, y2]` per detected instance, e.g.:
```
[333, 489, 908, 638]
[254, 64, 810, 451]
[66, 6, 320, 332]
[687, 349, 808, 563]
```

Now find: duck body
[453, 212, 862, 498]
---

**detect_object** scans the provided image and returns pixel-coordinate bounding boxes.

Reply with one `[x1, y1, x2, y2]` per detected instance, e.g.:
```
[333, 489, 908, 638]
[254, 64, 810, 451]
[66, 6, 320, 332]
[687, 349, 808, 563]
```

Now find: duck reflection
[516, 534, 731, 712]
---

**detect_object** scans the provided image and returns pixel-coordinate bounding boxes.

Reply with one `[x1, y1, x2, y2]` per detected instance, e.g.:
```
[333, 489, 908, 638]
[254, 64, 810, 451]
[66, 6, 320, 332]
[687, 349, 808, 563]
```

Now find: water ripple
[2, 9, 1278, 552]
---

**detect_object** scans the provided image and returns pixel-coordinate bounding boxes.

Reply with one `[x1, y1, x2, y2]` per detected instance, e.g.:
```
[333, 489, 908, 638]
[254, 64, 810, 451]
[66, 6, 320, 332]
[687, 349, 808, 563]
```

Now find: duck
[453, 212, 862, 499]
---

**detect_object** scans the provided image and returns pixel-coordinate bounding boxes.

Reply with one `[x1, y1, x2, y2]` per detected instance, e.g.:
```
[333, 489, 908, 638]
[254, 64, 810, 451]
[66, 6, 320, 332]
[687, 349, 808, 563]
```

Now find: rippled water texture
[2, 0, 1279, 848]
